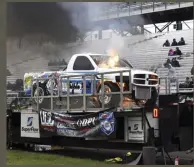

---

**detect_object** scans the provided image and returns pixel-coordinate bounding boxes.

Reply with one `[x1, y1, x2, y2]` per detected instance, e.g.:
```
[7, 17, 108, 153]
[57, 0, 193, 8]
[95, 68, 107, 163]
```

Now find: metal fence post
[128, 70, 132, 94]
[101, 74, 105, 110]
[92, 74, 96, 95]
[165, 77, 168, 95]
[128, 3, 130, 16]
[120, 72, 123, 110]
[168, 77, 171, 94]
[176, 78, 179, 93]
[66, 76, 70, 113]
[36, 79, 39, 111]
[83, 76, 86, 112]
[50, 77, 54, 111]
[153, 2, 155, 12]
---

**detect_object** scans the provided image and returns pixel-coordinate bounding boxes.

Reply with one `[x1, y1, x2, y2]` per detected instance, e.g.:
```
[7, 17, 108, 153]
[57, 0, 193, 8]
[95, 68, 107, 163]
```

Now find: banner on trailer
[39, 109, 116, 138]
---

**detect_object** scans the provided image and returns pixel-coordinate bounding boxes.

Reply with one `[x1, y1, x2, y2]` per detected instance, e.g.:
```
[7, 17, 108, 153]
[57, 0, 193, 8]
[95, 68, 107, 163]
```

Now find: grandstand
[6, 2, 193, 94]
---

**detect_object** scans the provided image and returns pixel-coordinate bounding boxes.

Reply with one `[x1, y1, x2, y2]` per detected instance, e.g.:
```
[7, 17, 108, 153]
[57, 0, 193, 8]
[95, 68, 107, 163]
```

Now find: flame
[99, 48, 120, 68]
[107, 48, 119, 68]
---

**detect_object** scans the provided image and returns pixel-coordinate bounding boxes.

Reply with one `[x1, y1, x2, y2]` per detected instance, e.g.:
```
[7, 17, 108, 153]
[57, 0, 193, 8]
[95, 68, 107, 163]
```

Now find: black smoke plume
[7, 2, 81, 43]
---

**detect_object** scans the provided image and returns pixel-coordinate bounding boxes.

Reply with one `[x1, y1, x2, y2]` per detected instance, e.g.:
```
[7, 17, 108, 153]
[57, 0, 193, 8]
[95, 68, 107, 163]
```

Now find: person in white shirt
[168, 64, 176, 83]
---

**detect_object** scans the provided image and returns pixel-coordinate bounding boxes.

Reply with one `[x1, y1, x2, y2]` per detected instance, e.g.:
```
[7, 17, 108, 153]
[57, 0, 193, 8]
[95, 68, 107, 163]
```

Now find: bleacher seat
[7, 29, 193, 95]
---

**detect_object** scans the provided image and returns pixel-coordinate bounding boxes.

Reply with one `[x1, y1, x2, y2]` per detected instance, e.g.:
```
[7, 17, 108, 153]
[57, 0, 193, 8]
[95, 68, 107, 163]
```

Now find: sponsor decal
[77, 117, 96, 127]
[21, 117, 39, 133]
[21, 126, 39, 133]
[69, 81, 83, 89]
[40, 110, 54, 126]
[40, 110, 116, 138]
[128, 118, 144, 141]
[129, 124, 143, 135]
[56, 122, 76, 130]
[99, 112, 115, 135]
[133, 124, 139, 131]
[27, 117, 33, 126]
[21, 114, 40, 138]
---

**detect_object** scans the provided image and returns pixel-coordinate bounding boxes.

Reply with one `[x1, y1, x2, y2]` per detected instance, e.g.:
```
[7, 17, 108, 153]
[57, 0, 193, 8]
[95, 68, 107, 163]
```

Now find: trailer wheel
[97, 82, 120, 108]
[33, 83, 49, 104]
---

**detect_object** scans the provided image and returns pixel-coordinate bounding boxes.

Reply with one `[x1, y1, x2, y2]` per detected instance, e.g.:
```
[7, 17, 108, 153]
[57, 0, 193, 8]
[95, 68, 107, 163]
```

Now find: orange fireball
[107, 49, 119, 68]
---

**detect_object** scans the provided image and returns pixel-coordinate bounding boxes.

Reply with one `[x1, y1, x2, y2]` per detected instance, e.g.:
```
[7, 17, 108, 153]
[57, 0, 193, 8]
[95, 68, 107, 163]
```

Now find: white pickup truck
[24, 53, 159, 108]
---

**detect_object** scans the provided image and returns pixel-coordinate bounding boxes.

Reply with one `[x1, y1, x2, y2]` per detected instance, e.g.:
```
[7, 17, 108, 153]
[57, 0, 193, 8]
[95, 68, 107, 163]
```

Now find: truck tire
[33, 83, 49, 104]
[97, 82, 120, 108]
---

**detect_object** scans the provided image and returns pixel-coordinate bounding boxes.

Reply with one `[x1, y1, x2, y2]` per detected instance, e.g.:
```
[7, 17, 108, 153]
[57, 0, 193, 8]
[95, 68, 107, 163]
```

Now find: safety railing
[159, 76, 194, 95]
[8, 70, 134, 113]
[6, 91, 19, 105]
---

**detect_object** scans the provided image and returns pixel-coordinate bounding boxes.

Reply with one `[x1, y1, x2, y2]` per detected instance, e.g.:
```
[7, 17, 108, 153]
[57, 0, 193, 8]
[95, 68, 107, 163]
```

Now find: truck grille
[133, 74, 158, 86]
[115, 74, 158, 87]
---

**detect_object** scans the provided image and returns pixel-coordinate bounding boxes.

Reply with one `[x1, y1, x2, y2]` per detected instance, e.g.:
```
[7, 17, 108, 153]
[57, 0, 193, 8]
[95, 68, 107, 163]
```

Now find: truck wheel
[33, 83, 49, 104]
[97, 82, 120, 108]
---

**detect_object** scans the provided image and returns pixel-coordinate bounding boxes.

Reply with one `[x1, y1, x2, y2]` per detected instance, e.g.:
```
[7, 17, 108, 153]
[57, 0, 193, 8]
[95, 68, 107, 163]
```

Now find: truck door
[69, 56, 97, 94]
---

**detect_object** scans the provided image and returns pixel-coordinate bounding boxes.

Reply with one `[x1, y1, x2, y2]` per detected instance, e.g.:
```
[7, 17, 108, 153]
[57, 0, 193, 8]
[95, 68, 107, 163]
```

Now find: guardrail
[159, 76, 194, 95]
[7, 70, 133, 112]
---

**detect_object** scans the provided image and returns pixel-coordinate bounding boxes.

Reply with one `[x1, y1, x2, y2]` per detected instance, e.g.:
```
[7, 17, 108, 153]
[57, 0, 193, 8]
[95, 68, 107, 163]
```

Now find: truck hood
[98, 67, 130, 73]
[131, 69, 158, 76]
[98, 68, 158, 76]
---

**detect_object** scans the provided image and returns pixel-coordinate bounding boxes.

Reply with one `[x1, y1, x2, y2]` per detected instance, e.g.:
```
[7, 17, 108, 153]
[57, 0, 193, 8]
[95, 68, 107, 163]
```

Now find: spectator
[178, 37, 186, 46]
[174, 47, 182, 56]
[164, 58, 171, 68]
[185, 77, 191, 85]
[179, 77, 191, 88]
[168, 64, 176, 83]
[188, 76, 194, 88]
[171, 38, 178, 46]
[163, 40, 170, 47]
[171, 58, 180, 67]
[168, 49, 174, 56]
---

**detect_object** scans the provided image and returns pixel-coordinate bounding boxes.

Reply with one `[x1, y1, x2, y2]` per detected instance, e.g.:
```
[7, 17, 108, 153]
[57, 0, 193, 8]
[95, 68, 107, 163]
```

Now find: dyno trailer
[7, 70, 160, 164]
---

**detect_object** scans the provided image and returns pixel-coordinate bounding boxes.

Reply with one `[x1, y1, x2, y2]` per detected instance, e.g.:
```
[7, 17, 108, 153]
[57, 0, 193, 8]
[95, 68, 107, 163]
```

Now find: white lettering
[21, 126, 39, 133]
[57, 122, 76, 130]
[40, 111, 54, 126]
[77, 117, 96, 127]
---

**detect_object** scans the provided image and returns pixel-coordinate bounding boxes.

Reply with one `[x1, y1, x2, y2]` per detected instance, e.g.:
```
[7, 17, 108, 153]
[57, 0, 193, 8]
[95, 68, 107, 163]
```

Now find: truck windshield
[90, 55, 133, 68]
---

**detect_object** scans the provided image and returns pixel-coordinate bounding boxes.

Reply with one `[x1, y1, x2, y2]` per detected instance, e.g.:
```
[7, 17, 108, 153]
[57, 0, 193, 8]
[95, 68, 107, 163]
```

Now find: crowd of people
[168, 47, 182, 57]
[164, 57, 180, 68]
[161, 36, 193, 89]
[163, 37, 186, 47]
[162, 38, 185, 69]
